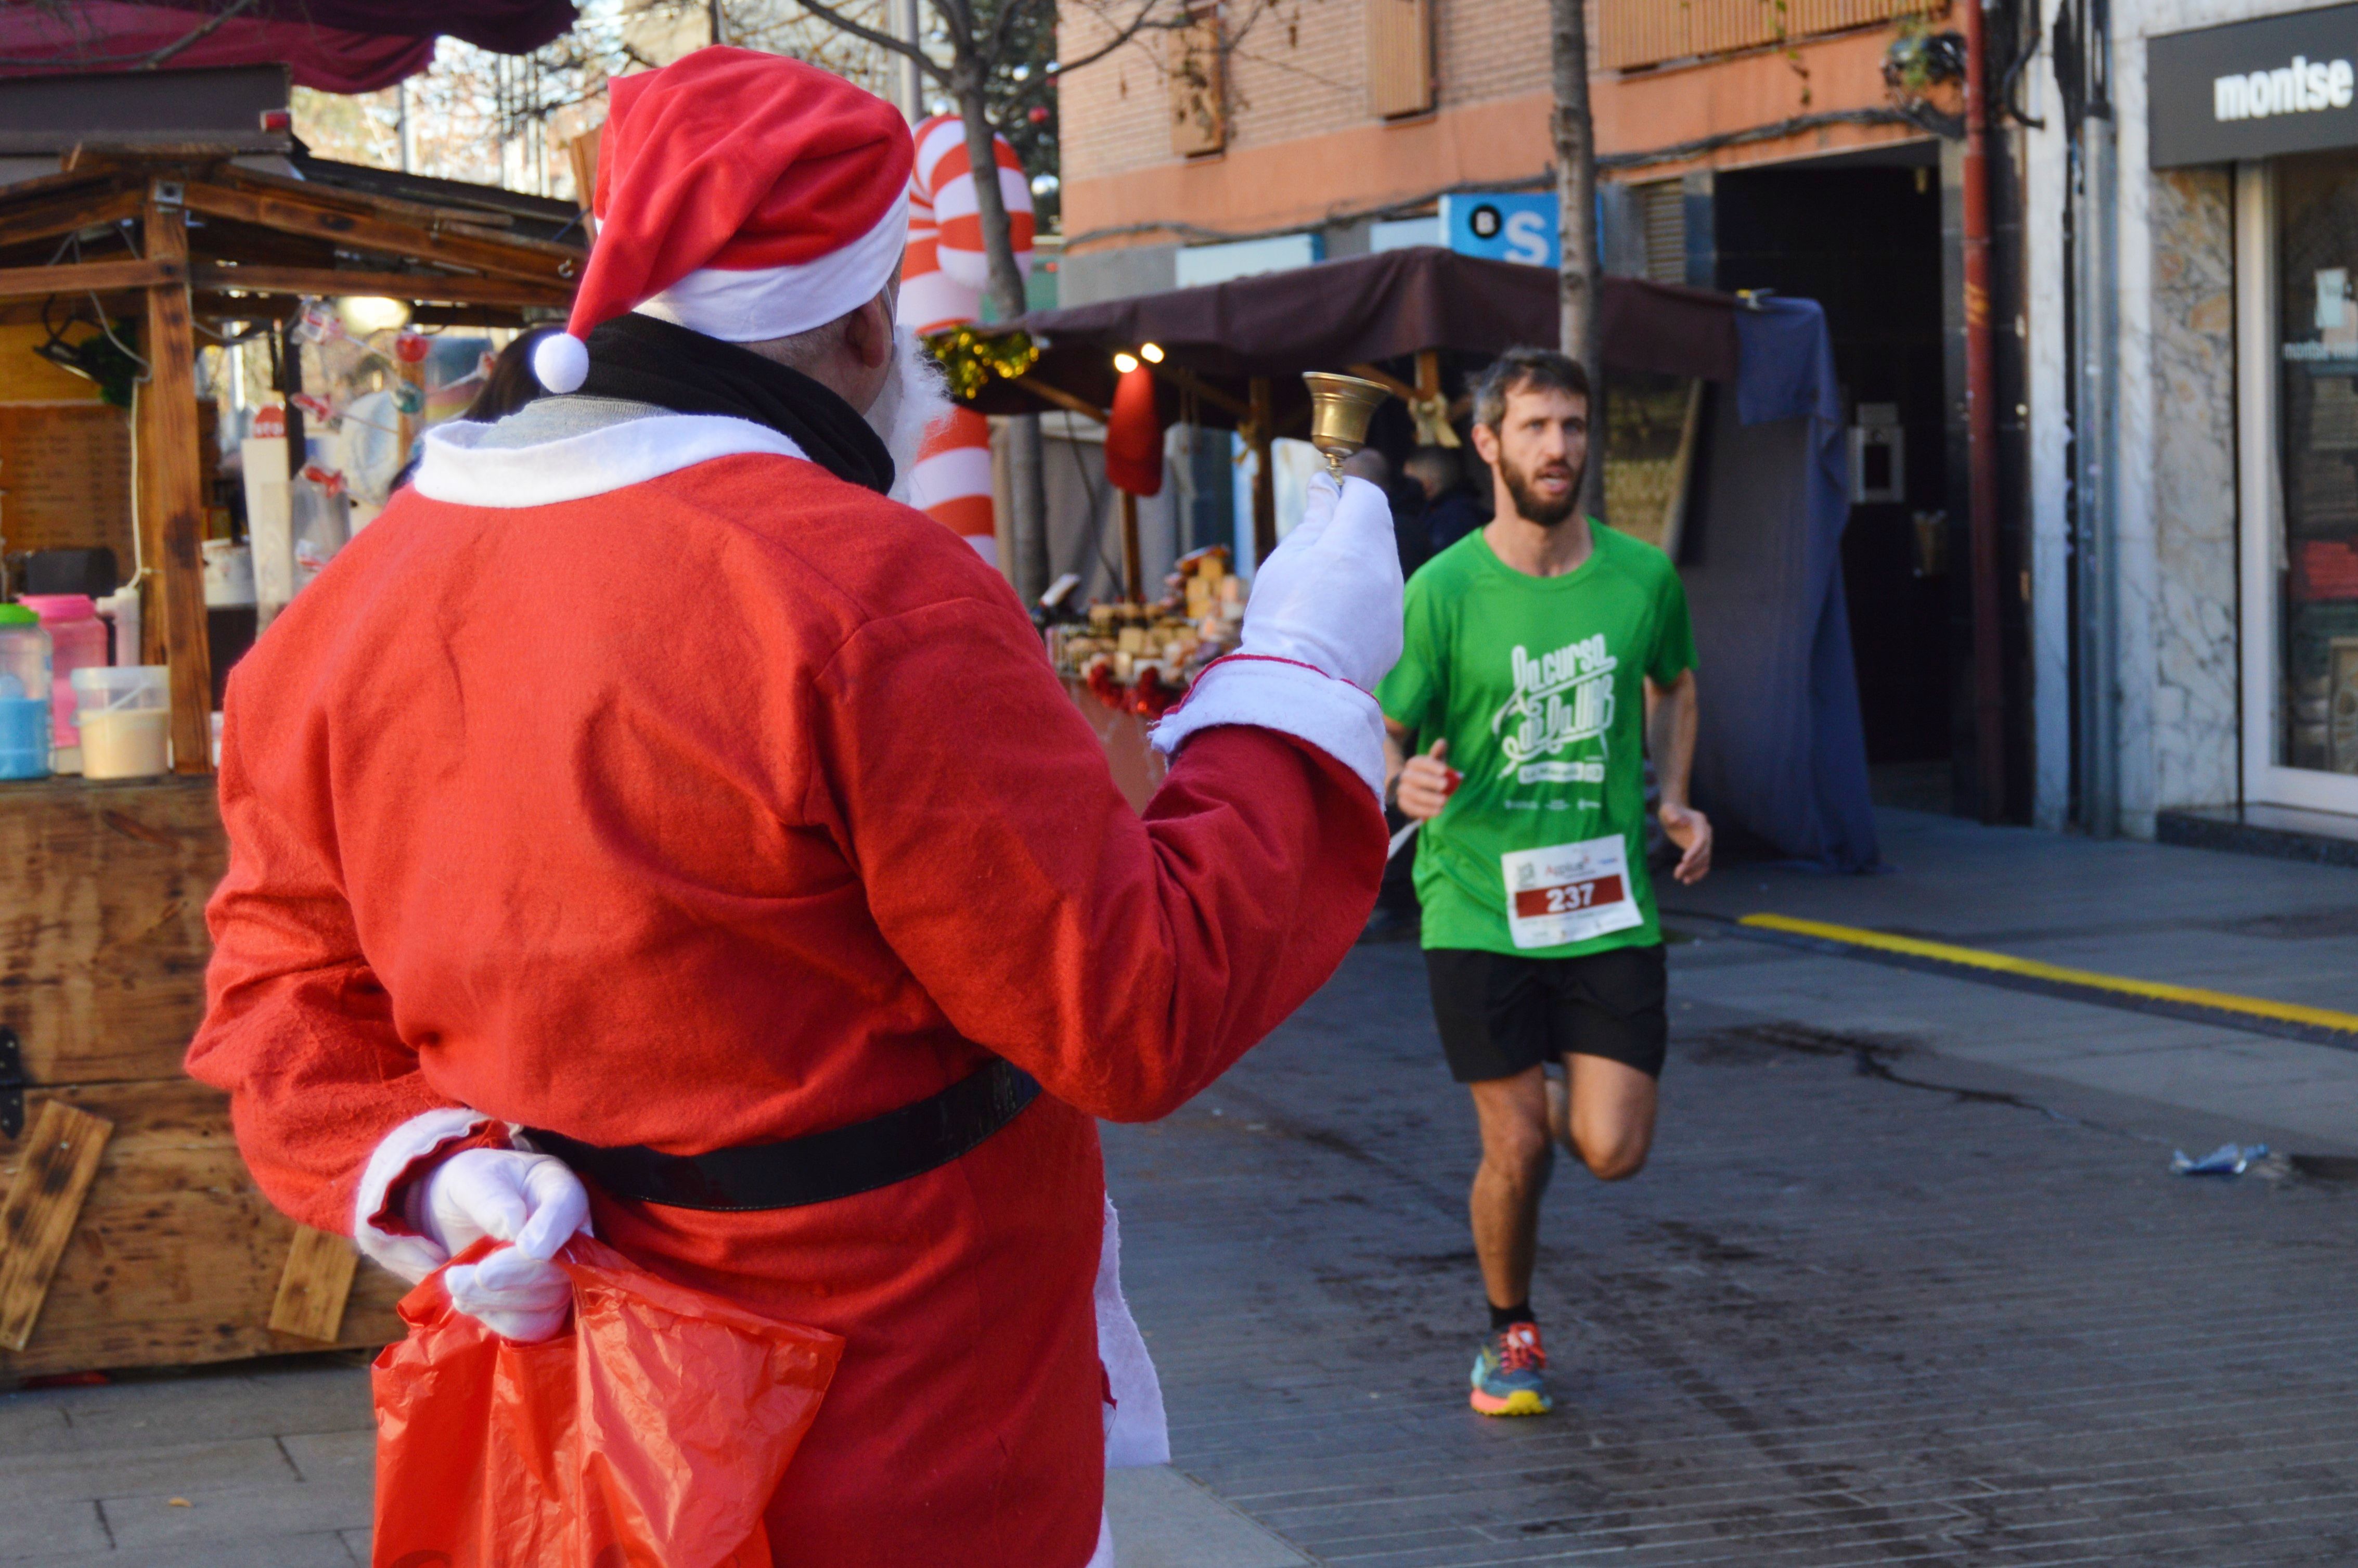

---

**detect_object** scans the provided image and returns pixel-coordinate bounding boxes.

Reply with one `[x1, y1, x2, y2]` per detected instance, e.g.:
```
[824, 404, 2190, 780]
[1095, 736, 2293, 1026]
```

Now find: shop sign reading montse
[2151, 4, 2358, 168]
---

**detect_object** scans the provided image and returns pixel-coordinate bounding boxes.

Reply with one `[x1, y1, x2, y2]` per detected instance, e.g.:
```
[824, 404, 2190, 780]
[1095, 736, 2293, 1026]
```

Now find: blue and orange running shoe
[1469, 1321, 1551, 1416]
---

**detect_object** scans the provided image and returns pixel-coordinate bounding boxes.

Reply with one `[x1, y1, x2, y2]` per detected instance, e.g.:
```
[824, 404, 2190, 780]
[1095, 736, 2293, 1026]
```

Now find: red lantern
[1104, 364, 1163, 497]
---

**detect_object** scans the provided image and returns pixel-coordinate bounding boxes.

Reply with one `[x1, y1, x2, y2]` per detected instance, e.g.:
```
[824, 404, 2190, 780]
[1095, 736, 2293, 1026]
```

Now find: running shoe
[1469, 1321, 1551, 1416]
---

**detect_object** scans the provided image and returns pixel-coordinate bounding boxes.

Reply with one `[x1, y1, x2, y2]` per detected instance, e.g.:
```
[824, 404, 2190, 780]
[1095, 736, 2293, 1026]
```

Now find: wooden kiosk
[0, 152, 581, 1379]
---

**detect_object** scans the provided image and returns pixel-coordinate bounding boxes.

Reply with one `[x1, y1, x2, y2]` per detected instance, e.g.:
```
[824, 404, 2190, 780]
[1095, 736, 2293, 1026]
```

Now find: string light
[1113, 351, 1140, 375]
[1139, 342, 1165, 364]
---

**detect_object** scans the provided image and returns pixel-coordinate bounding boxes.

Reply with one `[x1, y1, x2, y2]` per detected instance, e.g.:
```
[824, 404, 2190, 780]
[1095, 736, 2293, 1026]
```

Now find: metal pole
[898, 0, 926, 121]
[1960, 0, 2008, 822]
[2074, 5, 2121, 837]
[1008, 415, 1049, 603]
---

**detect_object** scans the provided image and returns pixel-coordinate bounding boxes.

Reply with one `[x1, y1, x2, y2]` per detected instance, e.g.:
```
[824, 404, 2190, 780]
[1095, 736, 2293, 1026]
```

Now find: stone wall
[2146, 165, 2240, 811]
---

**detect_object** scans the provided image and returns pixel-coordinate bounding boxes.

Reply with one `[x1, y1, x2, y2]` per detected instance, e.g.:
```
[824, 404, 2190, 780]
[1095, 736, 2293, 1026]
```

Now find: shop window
[2275, 152, 2358, 776]
[1168, 10, 1225, 158]
[1367, 0, 1433, 120]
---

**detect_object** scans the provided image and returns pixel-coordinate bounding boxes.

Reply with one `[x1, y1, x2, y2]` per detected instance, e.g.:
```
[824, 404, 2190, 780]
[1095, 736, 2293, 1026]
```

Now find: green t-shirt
[1375, 520, 1697, 959]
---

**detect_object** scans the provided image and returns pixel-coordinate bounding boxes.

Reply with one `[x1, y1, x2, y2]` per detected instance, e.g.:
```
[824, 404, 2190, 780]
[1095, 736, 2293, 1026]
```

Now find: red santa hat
[532, 47, 916, 396]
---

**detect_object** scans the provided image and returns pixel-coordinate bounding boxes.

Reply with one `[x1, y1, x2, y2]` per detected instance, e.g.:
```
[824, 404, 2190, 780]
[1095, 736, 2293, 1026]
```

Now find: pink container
[19, 594, 109, 748]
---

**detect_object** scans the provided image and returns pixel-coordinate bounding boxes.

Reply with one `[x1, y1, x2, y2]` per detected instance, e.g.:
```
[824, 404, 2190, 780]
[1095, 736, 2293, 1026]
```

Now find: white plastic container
[69, 665, 170, 780]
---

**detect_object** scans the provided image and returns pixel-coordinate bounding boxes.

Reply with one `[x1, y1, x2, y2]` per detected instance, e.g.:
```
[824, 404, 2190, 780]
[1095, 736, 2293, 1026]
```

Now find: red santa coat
[185, 412, 1386, 1567]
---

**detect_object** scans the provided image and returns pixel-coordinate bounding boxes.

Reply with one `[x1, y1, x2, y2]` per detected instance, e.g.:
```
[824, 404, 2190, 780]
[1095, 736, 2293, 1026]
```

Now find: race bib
[1501, 834, 1643, 949]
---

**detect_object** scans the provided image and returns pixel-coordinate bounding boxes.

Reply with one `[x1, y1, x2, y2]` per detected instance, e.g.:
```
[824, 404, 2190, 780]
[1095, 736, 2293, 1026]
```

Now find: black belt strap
[523, 1059, 1040, 1212]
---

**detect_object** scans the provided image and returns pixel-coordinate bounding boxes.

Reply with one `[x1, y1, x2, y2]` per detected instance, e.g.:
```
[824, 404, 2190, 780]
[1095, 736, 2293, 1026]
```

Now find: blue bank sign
[1440, 192, 1558, 268]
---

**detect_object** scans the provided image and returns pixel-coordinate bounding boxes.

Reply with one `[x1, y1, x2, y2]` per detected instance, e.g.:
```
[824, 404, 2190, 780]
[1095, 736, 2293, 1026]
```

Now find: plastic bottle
[19, 593, 109, 766]
[0, 605, 52, 780]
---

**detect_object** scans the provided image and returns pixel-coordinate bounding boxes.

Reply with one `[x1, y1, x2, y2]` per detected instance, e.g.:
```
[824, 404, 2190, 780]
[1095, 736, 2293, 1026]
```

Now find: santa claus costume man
[186, 47, 1401, 1567]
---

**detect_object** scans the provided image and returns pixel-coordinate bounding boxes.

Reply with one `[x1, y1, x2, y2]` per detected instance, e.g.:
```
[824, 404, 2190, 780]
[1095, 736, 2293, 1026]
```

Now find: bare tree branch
[140, 0, 260, 69]
[1049, 0, 1182, 81]
[975, 0, 1048, 78]
[792, 0, 956, 87]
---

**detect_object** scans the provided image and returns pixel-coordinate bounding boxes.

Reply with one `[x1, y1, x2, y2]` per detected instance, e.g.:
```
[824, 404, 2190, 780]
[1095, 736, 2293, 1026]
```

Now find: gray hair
[1470, 346, 1590, 433]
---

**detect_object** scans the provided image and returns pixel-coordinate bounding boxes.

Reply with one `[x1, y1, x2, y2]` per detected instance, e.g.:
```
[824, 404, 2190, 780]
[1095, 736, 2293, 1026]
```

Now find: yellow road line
[1739, 913, 2358, 1036]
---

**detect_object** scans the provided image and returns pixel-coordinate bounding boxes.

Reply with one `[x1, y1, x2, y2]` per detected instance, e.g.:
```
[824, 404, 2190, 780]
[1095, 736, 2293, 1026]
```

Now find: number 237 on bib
[1501, 836, 1644, 950]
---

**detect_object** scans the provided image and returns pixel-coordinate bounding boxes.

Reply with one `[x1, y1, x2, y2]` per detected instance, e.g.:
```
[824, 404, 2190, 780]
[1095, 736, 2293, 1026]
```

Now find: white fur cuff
[352, 1106, 495, 1283]
[1151, 657, 1386, 804]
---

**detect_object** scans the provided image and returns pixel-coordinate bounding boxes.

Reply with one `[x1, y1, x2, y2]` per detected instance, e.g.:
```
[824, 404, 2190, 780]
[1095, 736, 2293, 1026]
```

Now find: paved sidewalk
[1663, 808, 2358, 1148]
[1106, 935, 2358, 1565]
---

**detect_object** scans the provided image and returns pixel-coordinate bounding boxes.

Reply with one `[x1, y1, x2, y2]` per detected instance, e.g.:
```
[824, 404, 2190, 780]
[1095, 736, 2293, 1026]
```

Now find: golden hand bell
[1302, 371, 1391, 479]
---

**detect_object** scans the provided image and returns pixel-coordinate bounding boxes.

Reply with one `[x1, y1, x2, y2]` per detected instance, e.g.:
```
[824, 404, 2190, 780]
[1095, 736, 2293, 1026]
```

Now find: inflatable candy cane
[899, 114, 1034, 559]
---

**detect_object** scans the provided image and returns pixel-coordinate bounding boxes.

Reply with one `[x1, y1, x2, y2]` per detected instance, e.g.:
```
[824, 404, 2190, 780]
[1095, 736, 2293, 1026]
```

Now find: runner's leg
[1561, 1053, 1656, 1180]
[1549, 944, 1668, 1180]
[1467, 1068, 1553, 1308]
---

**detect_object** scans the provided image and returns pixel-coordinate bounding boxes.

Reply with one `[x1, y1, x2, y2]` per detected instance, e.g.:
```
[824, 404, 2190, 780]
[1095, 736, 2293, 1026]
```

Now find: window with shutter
[1641, 181, 1686, 285]
[1169, 11, 1226, 157]
[1599, 0, 1938, 73]
[1367, 0, 1433, 120]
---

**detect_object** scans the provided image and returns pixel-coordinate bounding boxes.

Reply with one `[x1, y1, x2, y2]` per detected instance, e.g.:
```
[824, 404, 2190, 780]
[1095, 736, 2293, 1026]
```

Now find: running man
[1375, 346, 1711, 1417]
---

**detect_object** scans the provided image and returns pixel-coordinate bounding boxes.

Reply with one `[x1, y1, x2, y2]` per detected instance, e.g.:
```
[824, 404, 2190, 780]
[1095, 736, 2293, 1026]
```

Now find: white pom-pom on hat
[533, 331, 589, 395]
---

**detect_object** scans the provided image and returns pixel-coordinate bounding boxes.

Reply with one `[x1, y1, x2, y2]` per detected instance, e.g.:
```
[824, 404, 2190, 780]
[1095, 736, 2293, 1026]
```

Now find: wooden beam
[1247, 376, 1276, 565]
[0, 256, 177, 303]
[181, 181, 581, 288]
[136, 187, 214, 777]
[0, 1102, 114, 1352]
[1346, 362, 1421, 403]
[267, 1225, 359, 1343]
[1149, 363, 1250, 422]
[0, 184, 142, 259]
[1119, 490, 1143, 603]
[191, 263, 570, 309]
[1011, 374, 1106, 426]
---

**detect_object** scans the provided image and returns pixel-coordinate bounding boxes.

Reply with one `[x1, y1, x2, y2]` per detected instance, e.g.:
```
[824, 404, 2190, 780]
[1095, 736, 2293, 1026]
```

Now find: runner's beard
[867, 324, 957, 505]
[1498, 450, 1584, 528]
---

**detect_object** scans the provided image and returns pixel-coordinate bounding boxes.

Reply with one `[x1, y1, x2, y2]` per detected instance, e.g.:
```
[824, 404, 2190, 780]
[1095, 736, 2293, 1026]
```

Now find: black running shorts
[1424, 944, 1669, 1084]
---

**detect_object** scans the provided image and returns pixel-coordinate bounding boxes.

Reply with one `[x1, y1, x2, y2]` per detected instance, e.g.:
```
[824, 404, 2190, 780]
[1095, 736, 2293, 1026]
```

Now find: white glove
[1239, 472, 1403, 691]
[414, 1148, 591, 1342]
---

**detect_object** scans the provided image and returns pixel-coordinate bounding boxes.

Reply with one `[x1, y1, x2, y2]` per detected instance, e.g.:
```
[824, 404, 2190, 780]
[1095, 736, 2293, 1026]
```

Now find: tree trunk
[1550, 0, 1600, 514]
[1550, 0, 1596, 374]
[950, 59, 1029, 323]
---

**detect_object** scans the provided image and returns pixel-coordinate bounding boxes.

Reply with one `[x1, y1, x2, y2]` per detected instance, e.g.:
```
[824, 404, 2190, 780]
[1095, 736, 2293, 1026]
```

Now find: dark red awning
[0, 2, 577, 93]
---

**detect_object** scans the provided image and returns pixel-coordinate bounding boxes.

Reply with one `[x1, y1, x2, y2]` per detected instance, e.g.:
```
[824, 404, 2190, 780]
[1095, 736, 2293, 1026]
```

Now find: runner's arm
[1644, 670, 1711, 883]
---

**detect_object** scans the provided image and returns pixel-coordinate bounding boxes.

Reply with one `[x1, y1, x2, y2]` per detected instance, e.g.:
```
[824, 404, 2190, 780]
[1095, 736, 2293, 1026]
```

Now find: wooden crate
[0, 778, 402, 1379]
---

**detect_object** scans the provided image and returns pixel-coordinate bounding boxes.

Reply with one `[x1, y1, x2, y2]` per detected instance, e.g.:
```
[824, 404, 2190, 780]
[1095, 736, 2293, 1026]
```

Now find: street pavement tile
[2, 1537, 355, 1568]
[34, 1366, 372, 1454]
[0, 1436, 292, 1506]
[1102, 942, 2358, 1566]
[98, 1479, 371, 1550]
[0, 1498, 109, 1562]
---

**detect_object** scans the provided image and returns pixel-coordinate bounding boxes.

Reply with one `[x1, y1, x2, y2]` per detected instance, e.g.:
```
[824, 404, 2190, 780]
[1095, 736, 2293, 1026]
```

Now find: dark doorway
[1706, 153, 1956, 813]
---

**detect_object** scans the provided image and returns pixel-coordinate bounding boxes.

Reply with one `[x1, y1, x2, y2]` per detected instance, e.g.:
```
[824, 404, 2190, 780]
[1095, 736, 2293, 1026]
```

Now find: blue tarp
[1680, 298, 1879, 872]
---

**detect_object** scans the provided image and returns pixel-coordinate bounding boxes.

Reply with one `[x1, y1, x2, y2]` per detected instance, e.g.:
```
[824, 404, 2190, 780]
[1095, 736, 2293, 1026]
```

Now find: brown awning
[977, 246, 1738, 426]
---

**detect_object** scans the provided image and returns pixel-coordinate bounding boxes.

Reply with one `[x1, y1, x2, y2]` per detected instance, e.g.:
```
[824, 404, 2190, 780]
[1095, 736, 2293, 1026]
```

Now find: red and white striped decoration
[900, 113, 1034, 559]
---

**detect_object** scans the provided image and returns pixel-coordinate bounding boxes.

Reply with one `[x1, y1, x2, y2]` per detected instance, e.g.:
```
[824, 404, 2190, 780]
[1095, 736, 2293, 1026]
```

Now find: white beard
[866, 325, 957, 504]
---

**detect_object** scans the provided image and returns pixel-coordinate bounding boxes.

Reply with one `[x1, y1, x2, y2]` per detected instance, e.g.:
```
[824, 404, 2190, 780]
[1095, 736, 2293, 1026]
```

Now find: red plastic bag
[371, 1237, 842, 1568]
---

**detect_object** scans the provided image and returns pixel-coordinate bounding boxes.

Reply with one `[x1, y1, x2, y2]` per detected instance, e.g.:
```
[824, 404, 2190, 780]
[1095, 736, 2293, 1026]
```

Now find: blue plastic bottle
[0, 603, 53, 780]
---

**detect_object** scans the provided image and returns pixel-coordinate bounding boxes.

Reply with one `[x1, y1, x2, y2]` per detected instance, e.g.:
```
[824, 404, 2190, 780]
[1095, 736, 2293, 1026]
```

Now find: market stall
[965, 247, 1876, 869]
[958, 248, 1741, 807]
[0, 137, 579, 1379]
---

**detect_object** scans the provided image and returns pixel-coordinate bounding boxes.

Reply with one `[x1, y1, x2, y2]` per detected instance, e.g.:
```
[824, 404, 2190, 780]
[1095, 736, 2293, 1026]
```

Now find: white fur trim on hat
[533, 331, 590, 394]
[634, 190, 909, 343]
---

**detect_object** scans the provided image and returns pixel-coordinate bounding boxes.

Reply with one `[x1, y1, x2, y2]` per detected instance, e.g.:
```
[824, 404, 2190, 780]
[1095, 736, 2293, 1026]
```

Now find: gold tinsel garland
[924, 325, 1040, 402]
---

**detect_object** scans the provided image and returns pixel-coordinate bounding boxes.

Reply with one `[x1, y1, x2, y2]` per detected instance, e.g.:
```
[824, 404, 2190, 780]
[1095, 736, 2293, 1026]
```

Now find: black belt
[522, 1059, 1040, 1212]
